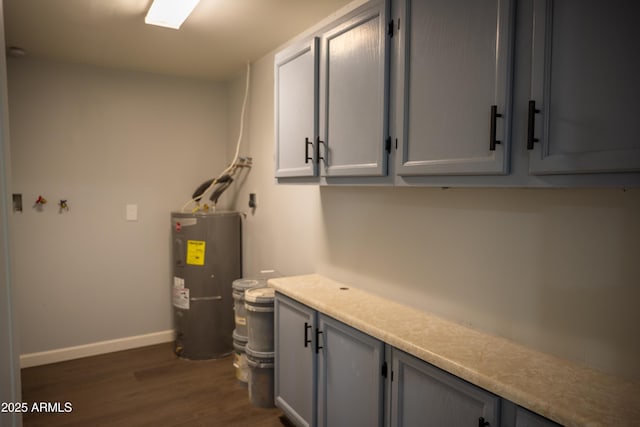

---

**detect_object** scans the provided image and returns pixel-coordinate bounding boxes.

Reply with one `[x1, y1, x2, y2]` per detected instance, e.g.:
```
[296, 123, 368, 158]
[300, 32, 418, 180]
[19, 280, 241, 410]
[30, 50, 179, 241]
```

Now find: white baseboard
[20, 330, 175, 368]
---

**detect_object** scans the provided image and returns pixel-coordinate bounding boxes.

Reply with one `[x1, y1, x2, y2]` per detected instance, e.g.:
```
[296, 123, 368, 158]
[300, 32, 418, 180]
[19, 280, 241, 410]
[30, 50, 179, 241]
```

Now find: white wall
[227, 58, 324, 280]
[1, 1, 23, 424]
[7, 58, 230, 356]
[229, 52, 640, 381]
[6, 26, 639, 384]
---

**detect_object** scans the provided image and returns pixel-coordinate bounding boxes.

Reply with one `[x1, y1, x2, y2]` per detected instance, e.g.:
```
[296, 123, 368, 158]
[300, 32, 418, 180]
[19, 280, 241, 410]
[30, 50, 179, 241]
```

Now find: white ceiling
[3, 0, 351, 81]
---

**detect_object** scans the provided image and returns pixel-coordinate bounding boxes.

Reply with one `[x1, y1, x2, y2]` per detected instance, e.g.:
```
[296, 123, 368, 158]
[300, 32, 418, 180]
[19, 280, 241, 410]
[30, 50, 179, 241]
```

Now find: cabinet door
[317, 314, 385, 427]
[274, 38, 319, 178]
[391, 348, 500, 427]
[274, 294, 316, 427]
[528, 0, 640, 174]
[395, 0, 514, 176]
[515, 406, 562, 427]
[319, 0, 390, 177]
[501, 400, 562, 427]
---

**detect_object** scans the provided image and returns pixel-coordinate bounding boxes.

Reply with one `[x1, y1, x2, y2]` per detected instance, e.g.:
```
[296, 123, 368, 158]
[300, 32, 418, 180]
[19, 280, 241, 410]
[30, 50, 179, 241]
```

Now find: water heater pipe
[182, 62, 251, 212]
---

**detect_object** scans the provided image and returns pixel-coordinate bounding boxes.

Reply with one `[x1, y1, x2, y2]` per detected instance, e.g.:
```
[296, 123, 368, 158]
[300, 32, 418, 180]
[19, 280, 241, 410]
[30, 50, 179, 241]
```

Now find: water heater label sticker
[173, 277, 185, 288]
[172, 286, 189, 309]
[186, 240, 206, 265]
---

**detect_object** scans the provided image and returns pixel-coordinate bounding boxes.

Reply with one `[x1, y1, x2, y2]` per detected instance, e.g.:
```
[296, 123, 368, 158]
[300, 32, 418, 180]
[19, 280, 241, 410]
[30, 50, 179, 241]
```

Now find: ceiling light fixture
[144, 0, 200, 30]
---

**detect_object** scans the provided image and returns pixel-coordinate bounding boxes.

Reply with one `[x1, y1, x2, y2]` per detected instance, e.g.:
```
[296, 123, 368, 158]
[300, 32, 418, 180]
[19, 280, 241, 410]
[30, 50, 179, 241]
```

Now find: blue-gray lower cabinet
[317, 314, 386, 427]
[275, 292, 562, 427]
[501, 400, 562, 427]
[274, 294, 317, 427]
[514, 406, 562, 427]
[390, 348, 500, 427]
[274, 293, 386, 427]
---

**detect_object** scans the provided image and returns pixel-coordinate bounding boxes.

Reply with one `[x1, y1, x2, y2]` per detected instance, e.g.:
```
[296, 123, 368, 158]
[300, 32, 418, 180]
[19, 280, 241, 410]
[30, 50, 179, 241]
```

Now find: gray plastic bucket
[244, 287, 275, 353]
[246, 346, 275, 408]
[232, 329, 249, 384]
[232, 279, 264, 337]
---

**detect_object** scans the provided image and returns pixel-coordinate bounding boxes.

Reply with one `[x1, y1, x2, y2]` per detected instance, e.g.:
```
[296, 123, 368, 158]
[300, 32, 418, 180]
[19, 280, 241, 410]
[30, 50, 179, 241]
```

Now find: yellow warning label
[186, 240, 206, 265]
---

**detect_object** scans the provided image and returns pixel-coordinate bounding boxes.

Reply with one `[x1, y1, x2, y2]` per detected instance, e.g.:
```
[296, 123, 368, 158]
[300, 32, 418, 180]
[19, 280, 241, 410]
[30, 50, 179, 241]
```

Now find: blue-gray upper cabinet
[274, 38, 319, 178]
[394, 0, 515, 176]
[528, 0, 640, 174]
[317, 314, 385, 427]
[318, 0, 390, 178]
[391, 348, 500, 427]
[274, 294, 317, 427]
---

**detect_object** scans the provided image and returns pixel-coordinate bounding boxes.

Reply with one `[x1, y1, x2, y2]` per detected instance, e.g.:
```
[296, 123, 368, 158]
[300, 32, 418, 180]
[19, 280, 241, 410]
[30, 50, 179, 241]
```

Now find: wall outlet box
[126, 204, 138, 221]
[12, 194, 22, 212]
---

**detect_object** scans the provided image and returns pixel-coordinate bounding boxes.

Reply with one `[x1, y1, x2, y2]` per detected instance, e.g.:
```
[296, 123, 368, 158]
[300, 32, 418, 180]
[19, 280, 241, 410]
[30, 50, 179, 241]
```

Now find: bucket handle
[190, 296, 222, 301]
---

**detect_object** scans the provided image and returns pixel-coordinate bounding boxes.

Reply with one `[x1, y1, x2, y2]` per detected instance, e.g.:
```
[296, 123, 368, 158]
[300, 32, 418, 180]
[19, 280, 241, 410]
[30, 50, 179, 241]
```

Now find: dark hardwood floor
[20, 343, 287, 427]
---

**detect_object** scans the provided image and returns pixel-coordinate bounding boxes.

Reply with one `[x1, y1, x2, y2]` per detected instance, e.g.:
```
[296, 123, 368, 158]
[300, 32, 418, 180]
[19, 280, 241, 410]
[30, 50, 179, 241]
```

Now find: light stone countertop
[268, 274, 640, 427]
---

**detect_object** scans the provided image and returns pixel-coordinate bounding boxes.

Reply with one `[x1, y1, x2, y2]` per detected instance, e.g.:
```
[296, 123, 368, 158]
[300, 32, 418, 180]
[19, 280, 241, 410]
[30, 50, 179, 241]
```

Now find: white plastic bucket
[232, 329, 249, 384]
[232, 279, 264, 337]
[244, 287, 275, 353]
[246, 346, 275, 408]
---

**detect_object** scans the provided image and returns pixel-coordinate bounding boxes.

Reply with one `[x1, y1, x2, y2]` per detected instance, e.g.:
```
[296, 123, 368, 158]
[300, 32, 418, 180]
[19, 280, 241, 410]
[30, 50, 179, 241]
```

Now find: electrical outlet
[12, 194, 22, 212]
[126, 204, 138, 221]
